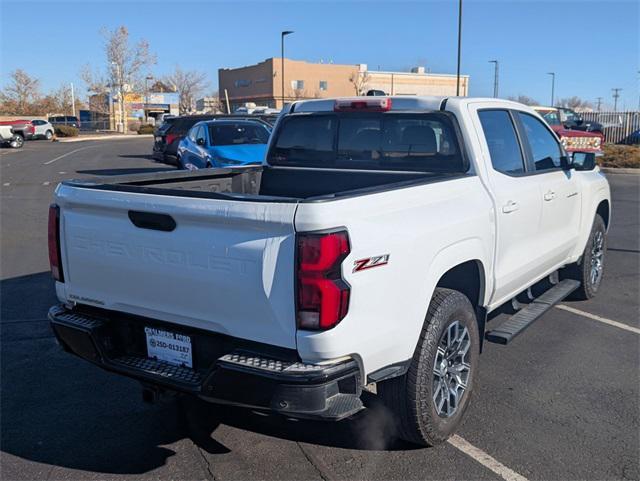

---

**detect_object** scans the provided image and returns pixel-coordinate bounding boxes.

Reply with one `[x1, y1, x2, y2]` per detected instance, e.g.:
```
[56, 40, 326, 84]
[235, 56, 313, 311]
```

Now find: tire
[563, 214, 607, 300]
[45, 130, 53, 140]
[9, 134, 24, 149]
[379, 288, 480, 446]
[175, 156, 183, 169]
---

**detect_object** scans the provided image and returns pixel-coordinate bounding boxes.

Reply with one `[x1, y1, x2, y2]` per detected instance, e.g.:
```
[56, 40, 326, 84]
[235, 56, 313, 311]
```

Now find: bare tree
[81, 26, 156, 131]
[292, 88, 307, 100]
[0, 69, 41, 115]
[165, 66, 209, 115]
[556, 96, 593, 111]
[507, 95, 540, 106]
[39, 86, 72, 116]
[349, 71, 371, 96]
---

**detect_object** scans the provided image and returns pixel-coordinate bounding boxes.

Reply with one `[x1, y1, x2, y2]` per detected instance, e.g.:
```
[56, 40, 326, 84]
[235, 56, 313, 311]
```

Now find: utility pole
[547, 72, 555, 106]
[456, 0, 463, 96]
[70, 82, 76, 117]
[281, 31, 294, 108]
[595, 97, 602, 112]
[489, 60, 499, 97]
[612, 88, 622, 112]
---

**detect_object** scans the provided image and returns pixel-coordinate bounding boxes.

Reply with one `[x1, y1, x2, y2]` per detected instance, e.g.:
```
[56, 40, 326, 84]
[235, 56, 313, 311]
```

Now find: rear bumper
[152, 150, 178, 165]
[49, 305, 363, 420]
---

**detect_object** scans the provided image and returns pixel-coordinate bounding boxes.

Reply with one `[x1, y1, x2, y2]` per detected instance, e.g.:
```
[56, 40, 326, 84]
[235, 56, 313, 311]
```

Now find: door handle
[502, 200, 519, 213]
[544, 191, 556, 201]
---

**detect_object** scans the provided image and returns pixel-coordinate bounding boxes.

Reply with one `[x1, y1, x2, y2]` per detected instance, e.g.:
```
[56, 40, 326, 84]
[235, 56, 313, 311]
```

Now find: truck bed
[64, 166, 457, 202]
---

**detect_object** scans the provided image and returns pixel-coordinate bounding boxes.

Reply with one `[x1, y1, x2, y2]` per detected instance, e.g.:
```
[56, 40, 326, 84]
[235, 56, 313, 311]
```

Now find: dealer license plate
[144, 327, 193, 368]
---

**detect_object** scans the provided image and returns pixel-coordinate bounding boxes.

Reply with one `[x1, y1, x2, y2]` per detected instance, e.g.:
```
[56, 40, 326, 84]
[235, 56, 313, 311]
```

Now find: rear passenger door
[516, 112, 581, 268]
[471, 106, 547, 305]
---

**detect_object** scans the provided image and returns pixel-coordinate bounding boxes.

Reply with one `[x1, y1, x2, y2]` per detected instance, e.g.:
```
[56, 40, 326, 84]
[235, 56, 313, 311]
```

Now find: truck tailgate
[55, 185, 298, 348]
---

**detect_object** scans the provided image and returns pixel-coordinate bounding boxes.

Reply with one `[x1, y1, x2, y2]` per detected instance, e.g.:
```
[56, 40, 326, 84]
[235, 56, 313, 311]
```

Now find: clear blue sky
[1, 0, 638, 109]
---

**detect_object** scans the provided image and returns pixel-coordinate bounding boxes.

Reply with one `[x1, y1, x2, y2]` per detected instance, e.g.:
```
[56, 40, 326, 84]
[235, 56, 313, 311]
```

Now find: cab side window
[478, 110, 525, 175]
[518, 113, 562, 171]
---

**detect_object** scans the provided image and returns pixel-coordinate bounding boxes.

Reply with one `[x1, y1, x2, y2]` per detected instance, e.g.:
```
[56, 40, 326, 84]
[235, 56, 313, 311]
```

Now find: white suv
[31, 119, 55, 140]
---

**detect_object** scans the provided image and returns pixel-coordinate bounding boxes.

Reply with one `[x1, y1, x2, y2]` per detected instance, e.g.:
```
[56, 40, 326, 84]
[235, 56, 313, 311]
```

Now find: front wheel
[9, 135, 24, 148]
[379, 288, 479, 446]
[563, 214, 607, 300]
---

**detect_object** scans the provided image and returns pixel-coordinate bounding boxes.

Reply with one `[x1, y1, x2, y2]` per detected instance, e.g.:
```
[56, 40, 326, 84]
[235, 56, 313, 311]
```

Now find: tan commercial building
[218, 58, 469, 110]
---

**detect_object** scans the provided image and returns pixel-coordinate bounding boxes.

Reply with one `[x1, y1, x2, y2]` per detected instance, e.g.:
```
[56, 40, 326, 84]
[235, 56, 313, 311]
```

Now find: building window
[291, 80, 305, 90]
[234, 79, 251, 88]
[319, 80, 328, 91]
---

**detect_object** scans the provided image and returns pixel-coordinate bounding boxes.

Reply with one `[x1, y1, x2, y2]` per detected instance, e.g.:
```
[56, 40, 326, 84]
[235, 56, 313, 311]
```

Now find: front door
[515, 112, 581, 268]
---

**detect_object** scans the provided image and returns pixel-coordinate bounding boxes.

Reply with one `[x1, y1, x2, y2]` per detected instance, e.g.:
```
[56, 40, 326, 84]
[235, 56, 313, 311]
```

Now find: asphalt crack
[196, 445, 217, 481]
[297, 441, 333, 481]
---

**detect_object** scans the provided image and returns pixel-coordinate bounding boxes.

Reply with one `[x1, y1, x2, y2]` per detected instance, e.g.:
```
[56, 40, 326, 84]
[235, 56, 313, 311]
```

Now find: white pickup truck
[48, 96, 610, 445]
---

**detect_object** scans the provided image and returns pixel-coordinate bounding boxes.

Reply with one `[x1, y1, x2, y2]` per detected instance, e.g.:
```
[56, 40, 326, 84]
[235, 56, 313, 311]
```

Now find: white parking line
[43, 145, 95, 165]
[556, 305, 640, 334]
[448, 435, 529, 481]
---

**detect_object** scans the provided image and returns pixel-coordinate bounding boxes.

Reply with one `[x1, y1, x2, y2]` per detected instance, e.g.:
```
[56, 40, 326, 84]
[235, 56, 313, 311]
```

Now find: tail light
[48, 204, 64, 282]
[296, 230, 350, 330]
[334, 97, 392, 112]
[165, 133, 178, 145]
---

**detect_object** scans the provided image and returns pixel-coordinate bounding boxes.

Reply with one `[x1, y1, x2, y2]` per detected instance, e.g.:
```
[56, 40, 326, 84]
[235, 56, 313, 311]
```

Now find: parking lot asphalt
[1, 138, 638, 481]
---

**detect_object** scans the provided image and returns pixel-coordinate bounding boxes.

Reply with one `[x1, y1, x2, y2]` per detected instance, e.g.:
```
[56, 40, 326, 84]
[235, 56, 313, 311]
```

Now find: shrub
[598, 144, 640, 169]
[54, 125, 79, 137]
[128, 121, 141, 132]
[138, 123, 155, 135]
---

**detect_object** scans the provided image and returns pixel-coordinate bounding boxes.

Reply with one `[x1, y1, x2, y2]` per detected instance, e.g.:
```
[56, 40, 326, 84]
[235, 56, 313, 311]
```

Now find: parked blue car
[177, 119, 271, 169]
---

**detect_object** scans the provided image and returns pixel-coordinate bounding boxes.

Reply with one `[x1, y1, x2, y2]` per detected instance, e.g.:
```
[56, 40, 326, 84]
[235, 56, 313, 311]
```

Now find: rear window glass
[209, 123, 270, 145]
[268, 113, 466, 172]
[172, 116, 214, 135]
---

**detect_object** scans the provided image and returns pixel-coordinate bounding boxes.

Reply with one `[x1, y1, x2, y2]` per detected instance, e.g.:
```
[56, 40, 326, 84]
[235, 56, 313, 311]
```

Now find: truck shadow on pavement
[1, 272, 416, 477]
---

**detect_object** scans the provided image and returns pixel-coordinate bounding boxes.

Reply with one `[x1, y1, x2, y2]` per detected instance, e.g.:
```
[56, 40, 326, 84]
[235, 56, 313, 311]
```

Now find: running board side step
[485, 279, 580, 345]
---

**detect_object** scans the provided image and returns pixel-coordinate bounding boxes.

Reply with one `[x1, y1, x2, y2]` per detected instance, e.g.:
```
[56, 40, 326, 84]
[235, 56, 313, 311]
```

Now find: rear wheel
[379, 288, 479, 446]
[45, 130, 53, 140]
[563, 214, 607, 300]
[9, 134, 24, 149]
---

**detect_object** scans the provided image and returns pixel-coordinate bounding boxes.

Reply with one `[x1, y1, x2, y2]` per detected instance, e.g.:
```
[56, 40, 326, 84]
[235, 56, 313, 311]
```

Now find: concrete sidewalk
[56, 134, 152, 143]
[601, 167, 639, 174]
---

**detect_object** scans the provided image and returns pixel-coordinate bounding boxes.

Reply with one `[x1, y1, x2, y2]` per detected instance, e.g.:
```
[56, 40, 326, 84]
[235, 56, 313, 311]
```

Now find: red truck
[0, 120, 36, 142]
[533, 107, 603, 153]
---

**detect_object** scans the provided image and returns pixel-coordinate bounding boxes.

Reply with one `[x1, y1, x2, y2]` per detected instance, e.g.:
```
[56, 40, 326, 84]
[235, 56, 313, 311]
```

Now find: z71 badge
[353, 254, 390, 272]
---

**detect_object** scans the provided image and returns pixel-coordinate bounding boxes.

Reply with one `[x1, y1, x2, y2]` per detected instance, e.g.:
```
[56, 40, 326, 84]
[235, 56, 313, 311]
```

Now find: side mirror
[560, 155, 575, 171]
[572, 152, 596, 171]
[196, 137, 205, 146]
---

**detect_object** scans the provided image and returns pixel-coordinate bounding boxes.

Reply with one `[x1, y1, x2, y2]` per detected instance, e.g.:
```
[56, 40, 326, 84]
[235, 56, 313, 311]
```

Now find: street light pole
[145, 75, 153, 123]
[489, 60, 499, 98]
[547, 72, 555, 106]
[456, 0, 462, 96]
[111, 61, 124, 133]
[281, 31, 294, 108]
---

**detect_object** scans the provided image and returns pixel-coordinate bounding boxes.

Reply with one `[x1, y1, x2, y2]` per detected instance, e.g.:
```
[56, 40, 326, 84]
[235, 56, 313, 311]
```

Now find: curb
[56, 134, 153, 143]
[601, 167, 640, 175]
